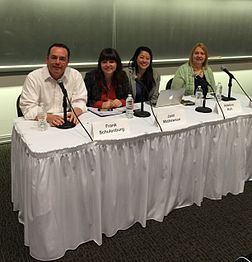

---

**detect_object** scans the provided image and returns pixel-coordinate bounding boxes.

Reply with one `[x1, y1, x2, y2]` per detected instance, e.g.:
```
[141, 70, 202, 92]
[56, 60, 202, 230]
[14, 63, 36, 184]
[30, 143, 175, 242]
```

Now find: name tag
[92, 118, 129, 140]
[156, 107, 186, 130]
[215, 100, 242, 116]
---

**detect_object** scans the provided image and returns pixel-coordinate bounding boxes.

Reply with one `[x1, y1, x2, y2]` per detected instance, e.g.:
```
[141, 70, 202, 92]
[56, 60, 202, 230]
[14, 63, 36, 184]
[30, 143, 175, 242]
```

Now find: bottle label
[37, 105, 47, 131]
[126, 96, 134, 118]
[195, 90, 203, 106]
[38, 119, 48, 131]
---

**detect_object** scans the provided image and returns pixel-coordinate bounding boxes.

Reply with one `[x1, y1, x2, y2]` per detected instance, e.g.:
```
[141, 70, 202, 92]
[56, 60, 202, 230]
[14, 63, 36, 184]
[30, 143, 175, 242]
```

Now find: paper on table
[88, 107, 125, 117]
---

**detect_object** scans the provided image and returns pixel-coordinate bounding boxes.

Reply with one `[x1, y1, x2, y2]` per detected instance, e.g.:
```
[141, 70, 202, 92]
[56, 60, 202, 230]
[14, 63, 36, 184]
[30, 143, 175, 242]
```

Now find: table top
[13, 94, 252, 154]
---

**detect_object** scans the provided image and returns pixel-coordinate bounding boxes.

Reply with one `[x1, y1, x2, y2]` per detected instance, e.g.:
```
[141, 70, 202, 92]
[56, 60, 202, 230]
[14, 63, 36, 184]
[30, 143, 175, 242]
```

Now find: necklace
[193, 67, 203, 77]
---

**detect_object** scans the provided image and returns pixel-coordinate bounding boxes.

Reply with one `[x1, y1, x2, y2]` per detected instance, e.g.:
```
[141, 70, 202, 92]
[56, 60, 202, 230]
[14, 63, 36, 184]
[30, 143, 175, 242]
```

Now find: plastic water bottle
[37, 103, 47, 131]
[126, 94, 134, 118]
[195, 85, 203, 107]
[216, 82, 223, 100]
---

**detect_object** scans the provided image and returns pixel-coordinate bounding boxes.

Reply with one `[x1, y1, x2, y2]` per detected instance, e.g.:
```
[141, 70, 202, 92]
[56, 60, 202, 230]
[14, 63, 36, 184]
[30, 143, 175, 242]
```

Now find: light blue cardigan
[171, 62, 215, 95]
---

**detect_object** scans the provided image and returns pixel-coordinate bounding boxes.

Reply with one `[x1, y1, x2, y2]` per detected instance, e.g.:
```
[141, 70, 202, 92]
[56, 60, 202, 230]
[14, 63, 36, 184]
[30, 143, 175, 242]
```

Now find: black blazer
[84, 69, 130, 107]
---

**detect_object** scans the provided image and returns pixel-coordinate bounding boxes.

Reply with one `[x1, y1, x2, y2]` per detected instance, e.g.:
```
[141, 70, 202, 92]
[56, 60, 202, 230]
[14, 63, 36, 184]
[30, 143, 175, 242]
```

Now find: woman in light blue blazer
[171, 42, 215, 96]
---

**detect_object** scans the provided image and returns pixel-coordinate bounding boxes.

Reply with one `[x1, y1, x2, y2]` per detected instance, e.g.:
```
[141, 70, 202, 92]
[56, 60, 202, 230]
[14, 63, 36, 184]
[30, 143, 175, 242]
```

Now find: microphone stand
[134, 79, 151, 118]
[195, 94, 212, 113]
[65, 96, 93, 141]
[197, 76, 225, 119]
[129, 71, 162, 130]
[222, 76, 236, 101]
[57, 83, 76, 129]
[235, 78, 252, 106]
[208, 85, 225, 120]
[194, 79, 212, 113]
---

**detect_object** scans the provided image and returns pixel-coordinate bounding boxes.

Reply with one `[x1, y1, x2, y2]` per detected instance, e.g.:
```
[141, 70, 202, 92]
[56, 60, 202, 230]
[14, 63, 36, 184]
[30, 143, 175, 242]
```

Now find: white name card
[156, 107, 186, 131]
[215, 100, 242, 116]
[92, 118, 129, 140]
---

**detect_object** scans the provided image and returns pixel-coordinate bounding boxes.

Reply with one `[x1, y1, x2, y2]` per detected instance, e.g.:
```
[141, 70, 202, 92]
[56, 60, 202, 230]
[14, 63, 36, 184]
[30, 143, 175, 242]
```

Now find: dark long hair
[129, 46, 155, 92]
[95, 48, 125, 87]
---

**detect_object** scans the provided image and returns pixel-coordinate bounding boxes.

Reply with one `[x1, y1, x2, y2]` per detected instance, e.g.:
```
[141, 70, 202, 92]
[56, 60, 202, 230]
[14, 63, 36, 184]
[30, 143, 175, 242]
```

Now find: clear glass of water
[37, 103, 47, 131]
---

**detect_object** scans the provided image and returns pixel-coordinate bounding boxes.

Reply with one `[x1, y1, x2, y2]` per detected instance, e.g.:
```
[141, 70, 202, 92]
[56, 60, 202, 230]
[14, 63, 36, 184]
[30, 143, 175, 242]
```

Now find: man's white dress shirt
[20, 66, 87, 119]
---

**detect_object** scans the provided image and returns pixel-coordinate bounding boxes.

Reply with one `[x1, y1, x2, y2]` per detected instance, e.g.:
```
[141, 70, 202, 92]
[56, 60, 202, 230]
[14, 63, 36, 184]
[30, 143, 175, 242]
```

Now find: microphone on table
[133, 76, 151, 118]
[56, 79, 76, 129]
[57, 79, 68, 97]
[221, 66, 235, 79]
[194, 75, 212, 113]
[129, 71, 162, 131]
[221, 66, 236, 101]
[221, 66, 252, 105]
[57, 79, 93, 140]
[196, 76, 225, 119]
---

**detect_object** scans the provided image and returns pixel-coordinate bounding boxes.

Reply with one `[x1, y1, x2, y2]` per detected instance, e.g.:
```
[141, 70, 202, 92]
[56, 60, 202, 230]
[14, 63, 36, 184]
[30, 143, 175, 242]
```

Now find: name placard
[215, 100, 242, 116]
[156, 107, 186, 131]
[92, 118, 129, 140]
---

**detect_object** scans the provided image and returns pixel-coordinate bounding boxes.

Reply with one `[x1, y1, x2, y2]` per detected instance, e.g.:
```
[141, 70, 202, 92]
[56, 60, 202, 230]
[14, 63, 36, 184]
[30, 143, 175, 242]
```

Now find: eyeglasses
[49, 55, 68, 63]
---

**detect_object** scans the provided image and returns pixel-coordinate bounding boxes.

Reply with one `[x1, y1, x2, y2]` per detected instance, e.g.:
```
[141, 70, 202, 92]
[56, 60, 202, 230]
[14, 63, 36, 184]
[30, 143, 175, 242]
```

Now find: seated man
[20, 43, 87, 127]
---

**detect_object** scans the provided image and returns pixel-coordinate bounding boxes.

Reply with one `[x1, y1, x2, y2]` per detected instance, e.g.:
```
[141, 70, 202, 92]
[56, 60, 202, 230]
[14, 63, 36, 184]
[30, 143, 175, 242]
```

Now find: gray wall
[1, 0, 252, 143]
[1, 0, 252, 69]
[1, 62, 252, 143]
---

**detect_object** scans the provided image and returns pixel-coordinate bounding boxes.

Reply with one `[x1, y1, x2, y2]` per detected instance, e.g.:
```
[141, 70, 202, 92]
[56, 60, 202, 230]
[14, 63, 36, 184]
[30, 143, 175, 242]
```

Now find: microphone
[220, 66, 236, 101]
[56, 79, 76, 129]
[195, 75, 208, 96]
[194, 76, 212, 113]
[133, 76, 151, 118]
[196, 76, 226, 119]
[57, 79, 68, 97]
[130, 72, 163, 131]
[221, 66, 235, 79]
[194, 75, 209, 95]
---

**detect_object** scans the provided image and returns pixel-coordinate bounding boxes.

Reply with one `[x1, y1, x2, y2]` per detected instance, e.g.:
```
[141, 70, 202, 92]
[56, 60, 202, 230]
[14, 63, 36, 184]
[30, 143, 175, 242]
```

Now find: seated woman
[128, 46, 160, 105]
[171, 42, 215, 96]
[84, 48, 130, 109]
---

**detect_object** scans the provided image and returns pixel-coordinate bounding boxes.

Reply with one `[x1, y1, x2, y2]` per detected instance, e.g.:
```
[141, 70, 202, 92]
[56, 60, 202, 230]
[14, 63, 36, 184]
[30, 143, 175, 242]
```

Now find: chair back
[16, 95, 24, 117]
[166, 78, 173, 90]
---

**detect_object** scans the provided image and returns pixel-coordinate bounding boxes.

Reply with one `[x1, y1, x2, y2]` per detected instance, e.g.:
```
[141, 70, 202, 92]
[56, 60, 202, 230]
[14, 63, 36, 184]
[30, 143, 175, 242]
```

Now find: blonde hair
[189, 42, 209, 68]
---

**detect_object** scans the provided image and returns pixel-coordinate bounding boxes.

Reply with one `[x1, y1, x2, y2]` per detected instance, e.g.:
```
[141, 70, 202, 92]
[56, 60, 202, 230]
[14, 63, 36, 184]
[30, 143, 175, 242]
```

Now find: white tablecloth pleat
[11, 111, 252, 260]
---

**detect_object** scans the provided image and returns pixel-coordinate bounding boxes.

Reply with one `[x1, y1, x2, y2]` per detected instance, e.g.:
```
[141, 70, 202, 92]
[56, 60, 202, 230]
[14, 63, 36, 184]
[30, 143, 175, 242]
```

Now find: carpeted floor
[0, 142, 251, 262]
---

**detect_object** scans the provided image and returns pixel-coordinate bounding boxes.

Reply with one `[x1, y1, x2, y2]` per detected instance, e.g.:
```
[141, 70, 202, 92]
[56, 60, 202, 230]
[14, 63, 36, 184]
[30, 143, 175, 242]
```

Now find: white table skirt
[11, 97, 252, 261]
